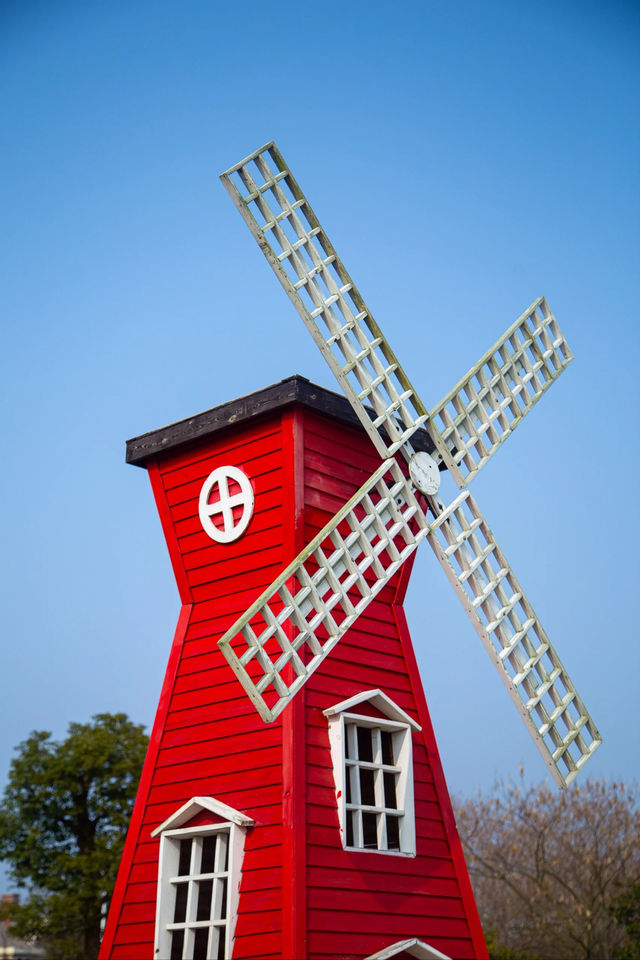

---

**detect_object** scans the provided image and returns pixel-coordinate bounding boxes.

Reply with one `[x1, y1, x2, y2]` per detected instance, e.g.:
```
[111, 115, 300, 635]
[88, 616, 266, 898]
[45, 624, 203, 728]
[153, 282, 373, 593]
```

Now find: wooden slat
[426, 489, 602, 787]
[218, 458, 429, 721]
[427, 297, 573, 487]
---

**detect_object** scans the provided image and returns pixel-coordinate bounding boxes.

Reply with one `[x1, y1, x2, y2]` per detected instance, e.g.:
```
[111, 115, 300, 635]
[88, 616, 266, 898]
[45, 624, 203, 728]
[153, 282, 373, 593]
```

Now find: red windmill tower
[100, 144, 601, 960]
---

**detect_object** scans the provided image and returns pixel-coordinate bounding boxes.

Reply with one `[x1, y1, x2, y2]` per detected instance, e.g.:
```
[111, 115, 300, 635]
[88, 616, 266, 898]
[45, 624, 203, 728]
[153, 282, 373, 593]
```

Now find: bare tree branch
[453, 777, 640, 960]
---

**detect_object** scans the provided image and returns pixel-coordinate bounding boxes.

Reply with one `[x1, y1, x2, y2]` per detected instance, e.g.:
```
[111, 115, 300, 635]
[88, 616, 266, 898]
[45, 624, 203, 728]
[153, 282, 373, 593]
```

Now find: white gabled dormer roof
[364, 937, 451, 959]
[323, 689, 421, 732]
[151, 796, 254, 836]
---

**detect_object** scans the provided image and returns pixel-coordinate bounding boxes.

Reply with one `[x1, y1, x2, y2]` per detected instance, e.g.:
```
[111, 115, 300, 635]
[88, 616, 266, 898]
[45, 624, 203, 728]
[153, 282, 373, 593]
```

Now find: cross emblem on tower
[198, 465, 254, 544]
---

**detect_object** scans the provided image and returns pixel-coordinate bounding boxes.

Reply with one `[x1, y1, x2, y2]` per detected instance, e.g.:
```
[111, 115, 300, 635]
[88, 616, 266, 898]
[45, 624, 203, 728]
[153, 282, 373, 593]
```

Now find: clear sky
[1, 0, 638, 888]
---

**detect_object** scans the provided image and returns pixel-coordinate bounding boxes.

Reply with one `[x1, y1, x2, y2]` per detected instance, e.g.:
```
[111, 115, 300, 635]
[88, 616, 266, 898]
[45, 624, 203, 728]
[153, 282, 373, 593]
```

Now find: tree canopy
[454, 777, 640, 960]
[0, 713, 148, 960]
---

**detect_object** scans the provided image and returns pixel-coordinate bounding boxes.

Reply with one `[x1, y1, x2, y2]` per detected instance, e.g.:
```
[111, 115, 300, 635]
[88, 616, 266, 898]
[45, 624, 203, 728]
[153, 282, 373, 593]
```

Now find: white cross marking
[198, 466, 254, 544]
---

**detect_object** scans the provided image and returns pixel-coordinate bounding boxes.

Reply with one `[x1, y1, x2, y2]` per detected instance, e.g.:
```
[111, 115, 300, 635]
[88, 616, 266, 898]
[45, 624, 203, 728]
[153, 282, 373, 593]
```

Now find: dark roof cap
[126, 375, 435, 467]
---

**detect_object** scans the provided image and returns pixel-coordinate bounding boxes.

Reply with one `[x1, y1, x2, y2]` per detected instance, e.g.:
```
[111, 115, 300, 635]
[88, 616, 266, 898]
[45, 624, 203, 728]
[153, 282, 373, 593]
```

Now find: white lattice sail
[221, 141, 602, 788]
[427, 298, 573, 488]
[218, 460, 429, 721]
[220, 143, 428, 460]
[425, 491, 602, 788]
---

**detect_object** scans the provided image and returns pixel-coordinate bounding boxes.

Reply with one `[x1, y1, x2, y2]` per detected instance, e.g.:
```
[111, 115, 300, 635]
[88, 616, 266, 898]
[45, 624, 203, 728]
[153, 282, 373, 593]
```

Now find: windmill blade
[427, 297, 573, 488]
[218, 459, 429, 722]
[425, 490, 601, 788]
[220, 143, 428, 460]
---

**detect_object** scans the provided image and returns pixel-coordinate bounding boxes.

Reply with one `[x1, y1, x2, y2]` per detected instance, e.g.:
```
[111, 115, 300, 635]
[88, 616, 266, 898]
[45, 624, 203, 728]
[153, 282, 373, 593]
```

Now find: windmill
[99, 143, 602, 960]
[218, 141, 601, 790]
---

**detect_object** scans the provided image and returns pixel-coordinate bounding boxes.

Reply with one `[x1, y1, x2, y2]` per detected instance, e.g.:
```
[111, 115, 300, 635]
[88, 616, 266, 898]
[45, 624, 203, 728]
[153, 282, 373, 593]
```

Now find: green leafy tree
[612, 883, 640, 959]
[454, 777, 640, 960]
[0, 713, 148, 960]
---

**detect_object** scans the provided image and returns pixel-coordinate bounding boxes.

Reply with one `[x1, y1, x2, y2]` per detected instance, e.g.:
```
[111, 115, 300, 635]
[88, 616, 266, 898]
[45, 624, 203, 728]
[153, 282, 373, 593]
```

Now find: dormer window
[152, 797, 253, 960]
[324, 690, 421, 856]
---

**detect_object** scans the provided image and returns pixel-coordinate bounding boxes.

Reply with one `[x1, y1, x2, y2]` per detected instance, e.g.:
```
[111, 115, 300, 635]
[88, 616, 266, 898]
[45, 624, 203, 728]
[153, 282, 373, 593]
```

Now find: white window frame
[152, 798, 253, 960]
[324, 690, 420, 857]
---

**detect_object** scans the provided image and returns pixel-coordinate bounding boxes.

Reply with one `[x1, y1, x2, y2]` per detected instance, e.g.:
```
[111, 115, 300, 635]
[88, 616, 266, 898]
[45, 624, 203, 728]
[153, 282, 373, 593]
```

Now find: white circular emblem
[408, 451, 441, 495]
[198, 466, 254, 544]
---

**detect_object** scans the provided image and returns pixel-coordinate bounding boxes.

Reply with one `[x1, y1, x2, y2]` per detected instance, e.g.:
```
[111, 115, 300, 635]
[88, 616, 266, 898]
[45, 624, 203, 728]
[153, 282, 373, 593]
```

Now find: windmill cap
[125, 374, 437, 467]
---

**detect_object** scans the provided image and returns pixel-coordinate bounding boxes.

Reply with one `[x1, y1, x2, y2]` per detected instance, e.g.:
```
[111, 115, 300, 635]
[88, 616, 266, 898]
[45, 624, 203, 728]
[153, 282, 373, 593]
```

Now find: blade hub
[409, 451, 441, 495]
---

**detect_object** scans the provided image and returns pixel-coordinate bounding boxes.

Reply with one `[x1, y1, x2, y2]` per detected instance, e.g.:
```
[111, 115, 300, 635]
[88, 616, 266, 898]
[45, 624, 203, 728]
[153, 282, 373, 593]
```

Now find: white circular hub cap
[198, 465, 254, 543]
[408, 451, 441, 495]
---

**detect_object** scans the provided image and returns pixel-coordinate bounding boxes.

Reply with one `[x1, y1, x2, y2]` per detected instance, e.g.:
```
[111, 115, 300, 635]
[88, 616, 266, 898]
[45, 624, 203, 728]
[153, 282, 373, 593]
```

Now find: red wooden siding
[100, 396, 486, 960]
[101, 413, 296, 960]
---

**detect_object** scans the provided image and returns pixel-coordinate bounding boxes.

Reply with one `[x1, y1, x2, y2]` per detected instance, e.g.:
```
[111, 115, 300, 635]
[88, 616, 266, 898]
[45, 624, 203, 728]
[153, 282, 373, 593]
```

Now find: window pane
[173, 882, 188, 923]
[196, 879, 213, 921]
[170, 929, 184, 960]
[345, 767, 352, 803]
[381, 730, 394, 766]
[362, 812, 378, 849]
[178, 838, 192, 876]
[346, 810, 354, 847]
[193, 927, 209, 960]
[386, 814, 400, 850]
[359, 768, 375, 806]
[201, 834, 216, 874]
[220, 877, 228, 920]
[220, 833, 229, 872]
[383, 771, 397, 809]
[357, 726, 373, 762]
[216, 927, 226, 960]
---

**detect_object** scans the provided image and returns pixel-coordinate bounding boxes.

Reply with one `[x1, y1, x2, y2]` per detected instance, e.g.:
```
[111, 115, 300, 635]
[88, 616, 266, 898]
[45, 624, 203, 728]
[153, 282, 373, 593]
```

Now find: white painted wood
[409, 451, 441, 494]
[427, 297, 573, 487]
[198, 465, 254, 544]
[220, 142, 602, 788]
[151, 797, 254, 835]
[364, 937, 452, 959]
[323, 688, 421, 731]
[153, 803, 249, 960]
[424, 491, 602, 788]
[220, 143, 428, 460]
[326, 697, 416, 856]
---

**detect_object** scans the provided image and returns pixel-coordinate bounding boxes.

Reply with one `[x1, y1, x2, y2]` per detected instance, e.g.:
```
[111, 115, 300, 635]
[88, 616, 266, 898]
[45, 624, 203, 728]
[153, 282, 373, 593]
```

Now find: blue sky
[1, 0, 638, 886]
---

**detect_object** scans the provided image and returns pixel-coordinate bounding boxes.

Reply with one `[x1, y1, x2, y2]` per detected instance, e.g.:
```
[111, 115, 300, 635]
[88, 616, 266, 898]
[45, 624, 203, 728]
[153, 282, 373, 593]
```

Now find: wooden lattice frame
[426, 491, 601, 787]
[221, 143, 428, 460]
[427, 297, 573, 487]
[219, 141, 602, 787]
[218, 459, 429, 722]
